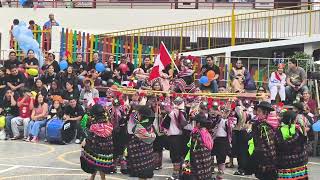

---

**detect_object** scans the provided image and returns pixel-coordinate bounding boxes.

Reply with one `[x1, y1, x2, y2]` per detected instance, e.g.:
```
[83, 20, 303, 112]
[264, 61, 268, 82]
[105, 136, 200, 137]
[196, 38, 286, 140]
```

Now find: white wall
[0, 8, 259, 53]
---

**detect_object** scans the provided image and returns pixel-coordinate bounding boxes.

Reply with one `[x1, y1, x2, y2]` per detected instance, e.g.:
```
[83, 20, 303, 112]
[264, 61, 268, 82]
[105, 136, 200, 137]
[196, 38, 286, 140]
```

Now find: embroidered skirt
[80, 135, 115, 174]
[190, 144, 212, 180]
[127, 135, 154, 178]
[278, 165, 308, 180]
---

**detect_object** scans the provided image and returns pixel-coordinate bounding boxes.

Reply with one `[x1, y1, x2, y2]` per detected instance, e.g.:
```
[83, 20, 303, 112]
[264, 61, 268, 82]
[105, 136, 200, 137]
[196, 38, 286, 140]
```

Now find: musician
[200, 56, 220, 93]
[63, 97, 85, 144]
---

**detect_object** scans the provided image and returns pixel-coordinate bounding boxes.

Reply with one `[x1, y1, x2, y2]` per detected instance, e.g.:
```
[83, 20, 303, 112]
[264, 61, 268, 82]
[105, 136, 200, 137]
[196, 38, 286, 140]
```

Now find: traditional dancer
[80, 104, 115, 180]
[181, 113, 213, 179]
[127, 105, 156, 179]
[276, 110, 308, 180]
[246, 101, 277, 180]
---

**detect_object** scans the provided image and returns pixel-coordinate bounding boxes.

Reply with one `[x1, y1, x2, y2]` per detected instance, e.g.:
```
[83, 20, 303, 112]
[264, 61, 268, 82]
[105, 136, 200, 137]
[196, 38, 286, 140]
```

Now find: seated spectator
[72, 53, 88, 81]
[47, 80, 62, 98]
[268, 64, 286, 104]
[113, 68, 122, 85]
[41, 65, 59, 89]
[0, 67, 6, 100]
[32, 79, 48, 98]
[44, 13, 60, 29]
[27, 93, 48, 142]
[62, 81, 80, 104]
[119, 54, 134, 77]
[0, 89, 19, 139]
[140, 56, 153, 73]
[6, 65, 26, 94]
[230, 60, 256, 93]
[23, 49, 39, 70]
[285, 58, 308, 104]
[59, 66, 78, 90]
[4, 50, 20, 74]
[200, 55, 220, 93]
[301, 90, 318, 115]
[48, 96, 64, 119]
[41, 51, 60, 73]
[63, 97, 84, 144]
[87, 52, 100, 71]
[79, 79, 99, 109]
[11, 88, 34, 140]
[105, 55, 118, 72]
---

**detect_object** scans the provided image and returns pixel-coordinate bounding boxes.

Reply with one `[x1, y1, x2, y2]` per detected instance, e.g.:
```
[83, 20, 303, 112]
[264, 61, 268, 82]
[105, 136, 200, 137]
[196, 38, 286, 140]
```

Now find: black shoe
[234, 171, 244, 176]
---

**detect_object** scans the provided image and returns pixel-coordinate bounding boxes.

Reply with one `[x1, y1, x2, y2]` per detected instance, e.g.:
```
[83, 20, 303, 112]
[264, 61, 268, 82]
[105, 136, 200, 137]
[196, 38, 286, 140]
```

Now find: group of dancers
[79, 87, 310, 180]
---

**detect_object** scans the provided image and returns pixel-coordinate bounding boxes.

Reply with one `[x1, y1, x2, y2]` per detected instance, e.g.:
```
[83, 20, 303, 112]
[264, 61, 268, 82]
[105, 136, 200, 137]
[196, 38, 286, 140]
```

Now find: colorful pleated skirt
[278, 165, 308, 180]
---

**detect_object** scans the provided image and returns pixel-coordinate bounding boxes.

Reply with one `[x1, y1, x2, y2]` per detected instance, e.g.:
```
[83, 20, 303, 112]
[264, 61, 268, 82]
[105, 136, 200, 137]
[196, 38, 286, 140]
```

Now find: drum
[46, 118, 76, 144]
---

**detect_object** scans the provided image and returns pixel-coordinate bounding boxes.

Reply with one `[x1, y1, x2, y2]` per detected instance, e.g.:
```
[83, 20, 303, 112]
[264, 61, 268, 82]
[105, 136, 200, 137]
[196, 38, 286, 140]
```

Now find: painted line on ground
[56, 150, 81, 166]
[308, 162, 320, 166]
[0, 141, 55, 160]
[0, 166, 20, 174]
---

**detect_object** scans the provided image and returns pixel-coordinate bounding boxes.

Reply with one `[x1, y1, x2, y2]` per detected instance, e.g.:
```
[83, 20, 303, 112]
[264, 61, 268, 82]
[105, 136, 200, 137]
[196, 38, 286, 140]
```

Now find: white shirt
[166, 110, 183, 136]
[216, 118, 227, 137]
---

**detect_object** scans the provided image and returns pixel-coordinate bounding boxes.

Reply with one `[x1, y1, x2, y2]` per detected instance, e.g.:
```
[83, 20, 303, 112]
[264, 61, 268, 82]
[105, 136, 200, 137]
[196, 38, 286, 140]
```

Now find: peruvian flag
[149, 42, 172, 81]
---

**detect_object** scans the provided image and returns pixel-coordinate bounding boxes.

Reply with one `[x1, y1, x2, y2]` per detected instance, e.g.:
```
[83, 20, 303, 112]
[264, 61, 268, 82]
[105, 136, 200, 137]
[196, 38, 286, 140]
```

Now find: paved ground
[0, 140, 320, 180]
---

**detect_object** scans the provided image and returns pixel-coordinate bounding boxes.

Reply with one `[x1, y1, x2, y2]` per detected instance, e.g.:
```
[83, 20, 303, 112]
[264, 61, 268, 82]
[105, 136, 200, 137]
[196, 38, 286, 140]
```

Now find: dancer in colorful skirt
[80, 104, 115, 180]
[246, 101, 278, 180]
[181, 113, 213, 180]
[127, 105, 156, 179]
[276, 110, 308, 180]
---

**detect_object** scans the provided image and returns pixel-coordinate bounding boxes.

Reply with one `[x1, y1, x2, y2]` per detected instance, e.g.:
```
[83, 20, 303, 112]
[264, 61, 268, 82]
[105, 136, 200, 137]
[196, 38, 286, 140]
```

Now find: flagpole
[161, 41, 180, 73]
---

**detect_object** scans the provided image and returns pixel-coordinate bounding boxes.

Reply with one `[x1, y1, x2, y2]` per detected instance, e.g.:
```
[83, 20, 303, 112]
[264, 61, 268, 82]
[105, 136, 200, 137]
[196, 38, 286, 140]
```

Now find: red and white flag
[149, 42, 172, 81]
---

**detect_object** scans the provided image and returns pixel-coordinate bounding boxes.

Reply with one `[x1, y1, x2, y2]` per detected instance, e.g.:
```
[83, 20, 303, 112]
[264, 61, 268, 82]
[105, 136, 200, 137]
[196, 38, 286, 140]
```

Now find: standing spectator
[200, 56, 220, 93]
[79, 79, 99, 109]
[72, 53, 88, 81]
[44, 13, 60, 29]
[285, 58, 308, 104]
[4, 50, 20, 74]
[0, 89, 18, 139]
[27, 93, 48, 142]
[87, 52, 100, 71]
[28, 20, 39, 30]
[268, 64, 286, 104]
[41, 51, 60, 73]
[11, 88, 34, 140]
[6, 65, 26, 94]
[63, 97, 84, 144]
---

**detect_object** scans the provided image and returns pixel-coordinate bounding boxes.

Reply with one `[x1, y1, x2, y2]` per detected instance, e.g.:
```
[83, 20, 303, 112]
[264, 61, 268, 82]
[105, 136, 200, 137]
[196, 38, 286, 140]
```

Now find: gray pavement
[0, 140, 319, 180]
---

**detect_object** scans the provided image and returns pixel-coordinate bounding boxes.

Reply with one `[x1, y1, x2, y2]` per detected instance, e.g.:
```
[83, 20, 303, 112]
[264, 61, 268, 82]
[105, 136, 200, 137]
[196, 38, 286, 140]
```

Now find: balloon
[26, 68, 38, 77]
[312, 120, 320, 132]
[119, 63, 129, 73]
[95, 63, 105, 73]
[207, 70, 216, 80]
[0, 116, 5, 128]
[199, 76, 209, 84]
[59, 60, 68, 71]
[31, 91, 37, 98]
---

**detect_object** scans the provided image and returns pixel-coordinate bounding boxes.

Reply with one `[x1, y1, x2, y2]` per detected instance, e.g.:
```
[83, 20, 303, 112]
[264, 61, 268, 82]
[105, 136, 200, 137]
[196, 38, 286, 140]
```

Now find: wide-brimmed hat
[194, 114, 211, 128]
[90, 104, 105, 116]
[292, 102, 304, 112]
[256, 101, 274, 111]
[136, 105, 155, 118]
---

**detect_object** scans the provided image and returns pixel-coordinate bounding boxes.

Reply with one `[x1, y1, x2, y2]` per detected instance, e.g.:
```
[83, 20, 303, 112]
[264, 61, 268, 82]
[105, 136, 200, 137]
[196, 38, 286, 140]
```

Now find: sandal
[226, 163, 234, 168]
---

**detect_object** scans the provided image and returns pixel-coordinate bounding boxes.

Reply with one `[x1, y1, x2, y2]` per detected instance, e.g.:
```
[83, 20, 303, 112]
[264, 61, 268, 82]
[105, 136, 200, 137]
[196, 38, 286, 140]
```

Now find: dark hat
[292, 102, 304, 112]
[194, 114, 211, 128]
[256, 101, 274, 111]
[281, 110, 297, 125]
[90, 104, 105, 116]
[136, 105, 155, 118]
